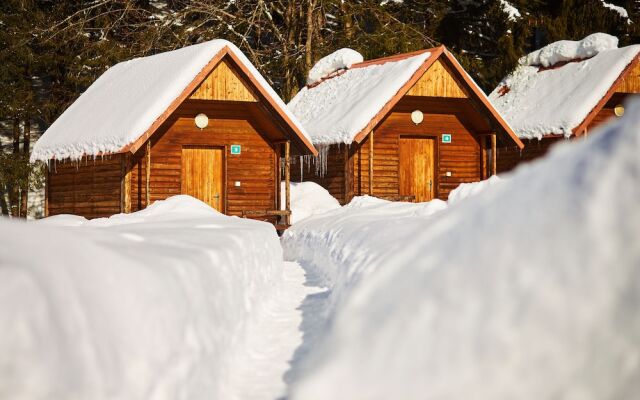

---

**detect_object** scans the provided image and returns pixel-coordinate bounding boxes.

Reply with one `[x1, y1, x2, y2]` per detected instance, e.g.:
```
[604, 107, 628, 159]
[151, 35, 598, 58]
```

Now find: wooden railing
[241, 209, 292, 232]
[377, 195, 416, 202]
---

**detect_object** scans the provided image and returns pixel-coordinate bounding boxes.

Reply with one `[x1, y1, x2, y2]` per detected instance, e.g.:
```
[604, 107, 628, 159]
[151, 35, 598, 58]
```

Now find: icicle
[312, 144, 330, 178]
[299, 155, 304, 181]
[302, 154, 312, 177]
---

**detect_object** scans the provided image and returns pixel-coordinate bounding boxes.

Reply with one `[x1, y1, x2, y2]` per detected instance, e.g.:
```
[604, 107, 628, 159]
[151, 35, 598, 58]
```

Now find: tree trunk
[282, 0, 296, 101]
[305, 0, 317, 71]
[0, 191, 8, 215]
[20, 117, 31, 218]
[342, 2, 353, 40]
[9, 118, 21, 216]
[13, 118, 20, 154]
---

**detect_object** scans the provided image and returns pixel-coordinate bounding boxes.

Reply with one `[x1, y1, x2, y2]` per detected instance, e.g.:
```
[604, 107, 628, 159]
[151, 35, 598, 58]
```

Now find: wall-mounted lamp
[411, 110, 424, 125]
[195, 113, 209, 129]
[614, 104, 625, 117]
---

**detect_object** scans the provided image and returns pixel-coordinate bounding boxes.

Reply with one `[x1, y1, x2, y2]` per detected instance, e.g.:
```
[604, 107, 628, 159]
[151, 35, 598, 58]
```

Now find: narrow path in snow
[226, 261, 327, 400]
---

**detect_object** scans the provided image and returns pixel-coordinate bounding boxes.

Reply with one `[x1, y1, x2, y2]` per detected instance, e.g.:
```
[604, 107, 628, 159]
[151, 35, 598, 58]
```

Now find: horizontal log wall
[130, 100, 278, 218]
[496, 137, 564, 174]
[589, 107, 616, 132]
[353, 111, 481, 201]
[47, 156, 123, 218]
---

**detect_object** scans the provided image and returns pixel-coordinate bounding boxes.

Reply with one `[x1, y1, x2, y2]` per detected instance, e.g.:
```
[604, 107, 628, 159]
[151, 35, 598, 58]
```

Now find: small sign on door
[230, 145, 241, 155]
[442, 134, 452, 143]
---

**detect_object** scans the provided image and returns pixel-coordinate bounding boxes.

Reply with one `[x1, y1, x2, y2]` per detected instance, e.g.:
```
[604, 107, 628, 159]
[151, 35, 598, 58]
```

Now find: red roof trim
[572, 52, 640, 137]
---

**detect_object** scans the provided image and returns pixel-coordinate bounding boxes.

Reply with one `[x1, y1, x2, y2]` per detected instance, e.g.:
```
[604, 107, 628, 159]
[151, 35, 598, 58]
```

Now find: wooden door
[181, 146, 225, 212]
[399, 137, 436, 202]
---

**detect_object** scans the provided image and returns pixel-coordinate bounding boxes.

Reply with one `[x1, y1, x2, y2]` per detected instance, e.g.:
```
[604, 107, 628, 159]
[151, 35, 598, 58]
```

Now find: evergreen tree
[1, 0, 639, 218]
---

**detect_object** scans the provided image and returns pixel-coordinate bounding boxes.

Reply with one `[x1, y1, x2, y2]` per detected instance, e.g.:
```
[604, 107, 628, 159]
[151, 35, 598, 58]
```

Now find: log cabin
[287, 46, 523, 204]
[31, 40, 317, 227]
[489, 34, 640, 173]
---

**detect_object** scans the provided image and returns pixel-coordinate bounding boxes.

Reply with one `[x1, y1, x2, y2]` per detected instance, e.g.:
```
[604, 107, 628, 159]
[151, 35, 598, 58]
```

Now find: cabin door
[181, 146, 225, 212]
[399, 137, 436, 202]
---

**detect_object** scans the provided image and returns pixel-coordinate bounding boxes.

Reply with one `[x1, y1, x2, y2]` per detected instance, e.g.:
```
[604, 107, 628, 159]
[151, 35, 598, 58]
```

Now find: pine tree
[0, 0, 45, 217]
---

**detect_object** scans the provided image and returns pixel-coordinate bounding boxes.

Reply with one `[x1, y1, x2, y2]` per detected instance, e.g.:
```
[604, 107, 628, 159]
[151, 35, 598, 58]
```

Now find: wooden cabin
[287, 46, 523, 204]
[31, 40, 317, 226]
[489, 36, 640, 173]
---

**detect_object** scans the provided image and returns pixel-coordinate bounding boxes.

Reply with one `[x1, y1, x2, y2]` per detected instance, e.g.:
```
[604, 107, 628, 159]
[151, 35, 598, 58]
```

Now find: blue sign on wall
[442, 134, 452, 143]
[230, 145, 241, 155]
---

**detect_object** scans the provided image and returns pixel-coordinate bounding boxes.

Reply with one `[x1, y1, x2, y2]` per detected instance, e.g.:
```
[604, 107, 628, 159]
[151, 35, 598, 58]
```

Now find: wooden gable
[190, 57, 257, 102]
[616, 61, 640, 94]
[406, 59, 467, 98]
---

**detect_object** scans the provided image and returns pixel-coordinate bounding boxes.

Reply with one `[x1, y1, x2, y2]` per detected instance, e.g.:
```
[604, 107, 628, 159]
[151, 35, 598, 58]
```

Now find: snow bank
[307, 48, 364, 85]
[31, 40, 312, 161]
[490, 35, 640, 138]
[521, 33, 618, 67]
[0, 195, 285, 399]
[282, 182, 341, 224]
[282, 197, 447, 315]
[447, 175, 501, 205]
[289, 52, 430, 145]
[283, 99, 640, 399]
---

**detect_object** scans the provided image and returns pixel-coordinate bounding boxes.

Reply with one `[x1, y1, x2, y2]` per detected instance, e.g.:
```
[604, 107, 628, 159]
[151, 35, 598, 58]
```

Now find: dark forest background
[1, 0, 637, 216]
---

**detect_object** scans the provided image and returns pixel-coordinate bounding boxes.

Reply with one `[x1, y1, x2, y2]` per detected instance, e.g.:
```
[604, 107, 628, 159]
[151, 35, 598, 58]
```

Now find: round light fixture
[614, 104, 625, 117]
[195, 113, 209, 129]
[411, 110, 424, 125]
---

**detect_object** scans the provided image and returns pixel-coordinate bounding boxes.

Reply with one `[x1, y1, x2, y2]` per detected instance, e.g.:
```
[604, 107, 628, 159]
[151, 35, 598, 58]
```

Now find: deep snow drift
[282, 181, 341, 224]
[0, 196, 289, 399]
[282, 100, 640, 399]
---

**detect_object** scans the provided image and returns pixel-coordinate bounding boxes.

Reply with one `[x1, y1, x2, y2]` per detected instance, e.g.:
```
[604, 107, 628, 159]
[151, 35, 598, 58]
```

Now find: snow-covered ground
[4, 101, 640, 399]
[282, 181, 341, 224]
[282, 100, 640, 399]
[0, 196, 314, 399]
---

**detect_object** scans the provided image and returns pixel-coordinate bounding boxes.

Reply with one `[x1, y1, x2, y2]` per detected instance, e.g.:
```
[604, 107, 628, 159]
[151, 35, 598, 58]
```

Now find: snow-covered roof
[288, 51, 432, 145]
[32, 40, 316, 161]
[307, 48, 364, 85]
[489, 34, 640, 139]
[289, 47, 522, 148]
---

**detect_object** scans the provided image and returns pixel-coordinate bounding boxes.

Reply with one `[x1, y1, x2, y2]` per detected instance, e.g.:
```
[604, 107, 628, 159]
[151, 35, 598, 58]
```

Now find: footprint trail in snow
[227, 261, 326, 399]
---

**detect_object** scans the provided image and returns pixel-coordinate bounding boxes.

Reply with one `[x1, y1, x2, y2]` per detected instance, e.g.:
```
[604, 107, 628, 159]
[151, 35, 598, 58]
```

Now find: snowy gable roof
[288, 50, 432, 145]
[489, 34, 640, 139]
[32, 40, 316, 161]
[288, 47, 522, 148]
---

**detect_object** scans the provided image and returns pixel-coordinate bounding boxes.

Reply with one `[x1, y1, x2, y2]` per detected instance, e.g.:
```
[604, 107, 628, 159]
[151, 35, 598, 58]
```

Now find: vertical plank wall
[495, 137, 564, 173]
